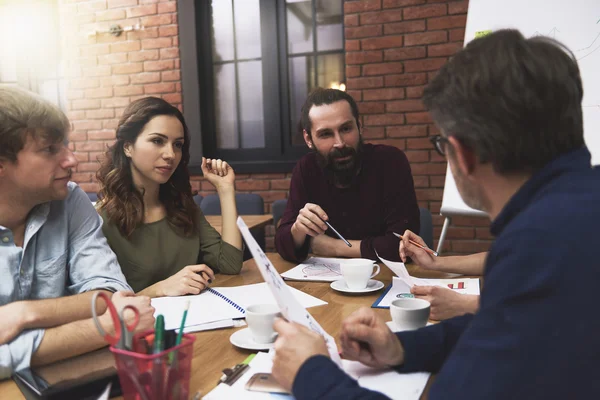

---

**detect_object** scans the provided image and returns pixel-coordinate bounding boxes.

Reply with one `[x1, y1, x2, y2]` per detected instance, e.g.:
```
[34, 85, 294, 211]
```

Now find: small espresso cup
[245, 304, 280, 344]
[340, 259, 381, 290]
[390, 298, 430, 331]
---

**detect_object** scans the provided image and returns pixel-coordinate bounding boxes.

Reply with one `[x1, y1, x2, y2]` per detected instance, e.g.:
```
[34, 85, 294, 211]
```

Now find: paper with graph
[280, 257, 349, 282]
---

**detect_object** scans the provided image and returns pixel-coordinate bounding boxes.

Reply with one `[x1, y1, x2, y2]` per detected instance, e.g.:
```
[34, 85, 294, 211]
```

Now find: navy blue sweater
[293, 147, 600, 399]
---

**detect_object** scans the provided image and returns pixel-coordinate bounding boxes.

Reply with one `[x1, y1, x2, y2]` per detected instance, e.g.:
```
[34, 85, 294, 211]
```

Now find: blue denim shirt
[0, 182, 131, 378]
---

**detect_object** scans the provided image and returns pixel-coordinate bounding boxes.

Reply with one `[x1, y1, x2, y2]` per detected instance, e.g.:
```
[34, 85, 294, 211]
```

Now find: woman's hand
[157, 264, 215, 297]
[201, 157, 235, 192]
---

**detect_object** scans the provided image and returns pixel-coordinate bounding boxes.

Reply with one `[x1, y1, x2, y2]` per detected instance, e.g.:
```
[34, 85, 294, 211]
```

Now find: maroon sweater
[275, 144, 420, 262]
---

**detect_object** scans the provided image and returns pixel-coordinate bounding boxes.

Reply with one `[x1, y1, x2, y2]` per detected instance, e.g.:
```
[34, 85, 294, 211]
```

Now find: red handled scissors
[91, 292, 140, 350]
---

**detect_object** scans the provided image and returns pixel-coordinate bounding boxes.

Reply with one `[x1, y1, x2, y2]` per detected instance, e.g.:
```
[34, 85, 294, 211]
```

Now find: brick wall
[62, 0, 492, 255]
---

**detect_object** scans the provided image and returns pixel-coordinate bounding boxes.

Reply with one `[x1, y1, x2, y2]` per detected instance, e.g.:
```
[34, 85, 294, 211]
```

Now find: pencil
[324, 221, 352, 247]
[393, 232, 438, 257]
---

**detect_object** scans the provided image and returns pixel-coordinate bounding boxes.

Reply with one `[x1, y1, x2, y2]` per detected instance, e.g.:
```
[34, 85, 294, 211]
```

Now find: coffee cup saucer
[330, 279, 385, 294]
[230, 328, 276, 351]
[386, 320, 433, 332]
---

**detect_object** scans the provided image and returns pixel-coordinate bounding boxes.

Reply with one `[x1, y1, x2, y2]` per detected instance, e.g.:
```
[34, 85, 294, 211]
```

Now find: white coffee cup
[390, 298, 430, 331]
[340, 259, 381, 290]
[245, 304, 280, 344]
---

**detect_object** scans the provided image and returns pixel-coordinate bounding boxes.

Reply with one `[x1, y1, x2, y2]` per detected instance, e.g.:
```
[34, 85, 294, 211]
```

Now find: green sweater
[101, 209, 243, 293]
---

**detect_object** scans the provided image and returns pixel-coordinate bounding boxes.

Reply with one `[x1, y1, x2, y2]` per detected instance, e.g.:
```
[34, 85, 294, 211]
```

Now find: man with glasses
[271, 30, 600, 399]
[0, 87, 155, 378]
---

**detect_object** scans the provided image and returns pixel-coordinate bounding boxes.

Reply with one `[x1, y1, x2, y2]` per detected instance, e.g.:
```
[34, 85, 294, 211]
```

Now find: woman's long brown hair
[96, 97, 198, 238]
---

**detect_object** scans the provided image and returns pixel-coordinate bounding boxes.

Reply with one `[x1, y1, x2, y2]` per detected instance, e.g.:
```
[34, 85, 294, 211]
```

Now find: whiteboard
[440, 0, 600, 217]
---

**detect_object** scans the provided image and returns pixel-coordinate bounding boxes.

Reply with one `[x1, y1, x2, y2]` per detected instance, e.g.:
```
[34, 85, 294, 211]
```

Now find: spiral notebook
[151, 283, 327, 330]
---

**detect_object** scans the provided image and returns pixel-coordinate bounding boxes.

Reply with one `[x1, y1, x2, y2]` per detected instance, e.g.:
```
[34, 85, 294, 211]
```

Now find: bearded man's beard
[314, 137, 364, 187]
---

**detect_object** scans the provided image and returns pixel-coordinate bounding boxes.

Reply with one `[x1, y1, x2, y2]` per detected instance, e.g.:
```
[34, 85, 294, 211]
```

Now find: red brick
[346, 77, 383, 90]
[67, 111, 86, 120]
[362, 126, 385, 139]
[384, 46, 426, 61]
[270, 179, 291, 190]
[127, 27, 159, 40]
[360, 10, 403, 25]
[406, 112, 433, 124]
[413, 176, 429, 188]
[157, 1, 177, 13]
[387, 21, 426, 36]
[78, 183, 100, 193]
[345, 25, 382, 39]
[72, 172, 92, 182]
[69, 131, 88, 142]
[346, 65, 361, 78]
[102, 97, 131, 108]
[126, 4, 157, 18]
[403, 4, 446, 20]
[363, 62, 404, 76]
[449, 28, 466, 42]
[363, 88, 405, 101]
[142, 14, 172, 27]
[445, 226, 475, 239]
[159, 25, 178, 37]
[365, 139, 405, 149]
[130, 72, 161, 84]
[103, 119, 120, 129]
[77, 0, 107, 13]
[145, 82, 175, 94]
[404, 31, 447, 46]
[427, 15, 467, 30]
[451, 240, 491, 254]
[406, 85, 426, 98]
[96, 9, 126, 22]
[344, 14, 359, 26]
[346, 51, 383, 65]
[428, 42, 463, 57]
[73, 120, 103, 131]
[72, 99, 101, 110]
[448, 1, 468, 15]
[100, 75, 130, 86]
[407, 137, 435, 148]
[429, 175, 445, 187]
[112, 63, 144, 75]
[345, 40, 360, 51]
[162, 93, 182, 103]
[430, 150, 445, 163]
[453, 216, 490, 227]
[144, 60, 175, 71]
[404, 58, 447, 72]
[83, 66, 112, 77]
[387, 124, 428, 138]
[160, 47, 179, 59]
[161, 70, 180, 81]
[235, 180, 270, 191]
[142, 38, 172, 49]
[75, 141, 106, 152]
[475, 227, 494, 240]
[84, 87, 113, 99]
[110, 41, 141, 53]
[363, 113, 404, 126]
[344, 0, 381, 14]
[411, 162, 446, 175]
[383, 0, 426, 7]
[358, 102, 386, 114]
[346, 90, 362, 101]
[260, 192, 288, 203]
[252, 173, 286, 179]
[405, 150, 430, 163]
[361, 35, 403, 50]
[88, 130, 116, 140]
[66, 89, 84, 101]
[98, 53, 128, 65]
[80, 44, 110, 56]
[114, 86, 144, 96]
[129, 50, 160, 63]
[86, 109, 116, 119]
[107, 0, 137, 8]
[173, 37, 179, 47]
[385, 73, 428, 87]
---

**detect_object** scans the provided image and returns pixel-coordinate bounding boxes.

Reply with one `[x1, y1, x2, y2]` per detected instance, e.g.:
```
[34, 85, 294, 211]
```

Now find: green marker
[169, 300, 190, 364]
[153, 315, 165, 354]
[242, 353, 256, 365]
[474, 30, 493, 38]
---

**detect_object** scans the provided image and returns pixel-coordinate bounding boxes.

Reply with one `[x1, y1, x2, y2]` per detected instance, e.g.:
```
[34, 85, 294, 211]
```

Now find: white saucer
[330, 279, 385, 294]
[230, 328, 275, 351]
[386, 320, 433, 332]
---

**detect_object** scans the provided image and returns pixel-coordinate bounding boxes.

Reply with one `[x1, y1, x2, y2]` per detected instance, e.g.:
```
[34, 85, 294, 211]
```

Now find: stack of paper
[280, 257, 346, 282]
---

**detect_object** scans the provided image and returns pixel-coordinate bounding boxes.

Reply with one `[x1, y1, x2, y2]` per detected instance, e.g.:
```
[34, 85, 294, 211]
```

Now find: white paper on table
[181, 318, 246, 333]
[214, 282, 327, 309]
[342, 360, 430, 400]
[237, 217, 341, 366]
[280, 257, 345, 282]
[95, 382, 111, 400]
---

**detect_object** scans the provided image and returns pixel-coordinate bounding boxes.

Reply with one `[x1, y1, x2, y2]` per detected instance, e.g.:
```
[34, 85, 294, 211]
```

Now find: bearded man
[275, 88, 420, 262]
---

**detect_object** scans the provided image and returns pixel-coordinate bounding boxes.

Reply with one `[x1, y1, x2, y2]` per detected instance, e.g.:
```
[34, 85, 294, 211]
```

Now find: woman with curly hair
[96, 97, 242, 296]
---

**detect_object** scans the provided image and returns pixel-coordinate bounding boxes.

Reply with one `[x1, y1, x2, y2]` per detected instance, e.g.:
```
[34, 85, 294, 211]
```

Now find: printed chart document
[237, 217, 341, 366]
[280, 257, 345, 282]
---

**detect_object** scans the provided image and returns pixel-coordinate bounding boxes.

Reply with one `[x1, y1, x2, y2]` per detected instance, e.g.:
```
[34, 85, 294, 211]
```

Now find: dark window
[195, 0, 345, 173]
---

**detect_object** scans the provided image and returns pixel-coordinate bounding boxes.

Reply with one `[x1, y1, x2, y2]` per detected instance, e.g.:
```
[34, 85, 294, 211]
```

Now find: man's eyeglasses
[429, 135, 450, 156]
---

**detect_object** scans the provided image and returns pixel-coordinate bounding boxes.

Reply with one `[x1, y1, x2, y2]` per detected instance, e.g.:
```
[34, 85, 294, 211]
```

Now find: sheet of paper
[181, 319, 244, 333]
[342, 360, 430, 400]
[151, 291, 245, 330]
[214, 282, 327, 310]
[280, 257, 345, 282]
[238, 217, 341, 366]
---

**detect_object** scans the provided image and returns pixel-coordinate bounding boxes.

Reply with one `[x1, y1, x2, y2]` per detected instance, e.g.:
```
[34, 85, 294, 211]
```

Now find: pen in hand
[394, 232, 439, 257]
[324, 221, 352, 247]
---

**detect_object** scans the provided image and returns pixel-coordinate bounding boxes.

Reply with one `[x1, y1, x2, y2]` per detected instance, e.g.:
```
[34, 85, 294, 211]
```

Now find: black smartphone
[12, 348, 121, 400]
[245, 373, 290, 394]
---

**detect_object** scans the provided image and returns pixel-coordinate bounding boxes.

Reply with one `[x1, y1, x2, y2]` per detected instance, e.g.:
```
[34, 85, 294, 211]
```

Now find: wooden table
[205, 215, 273, 234]
[0, 254, 469, 399]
